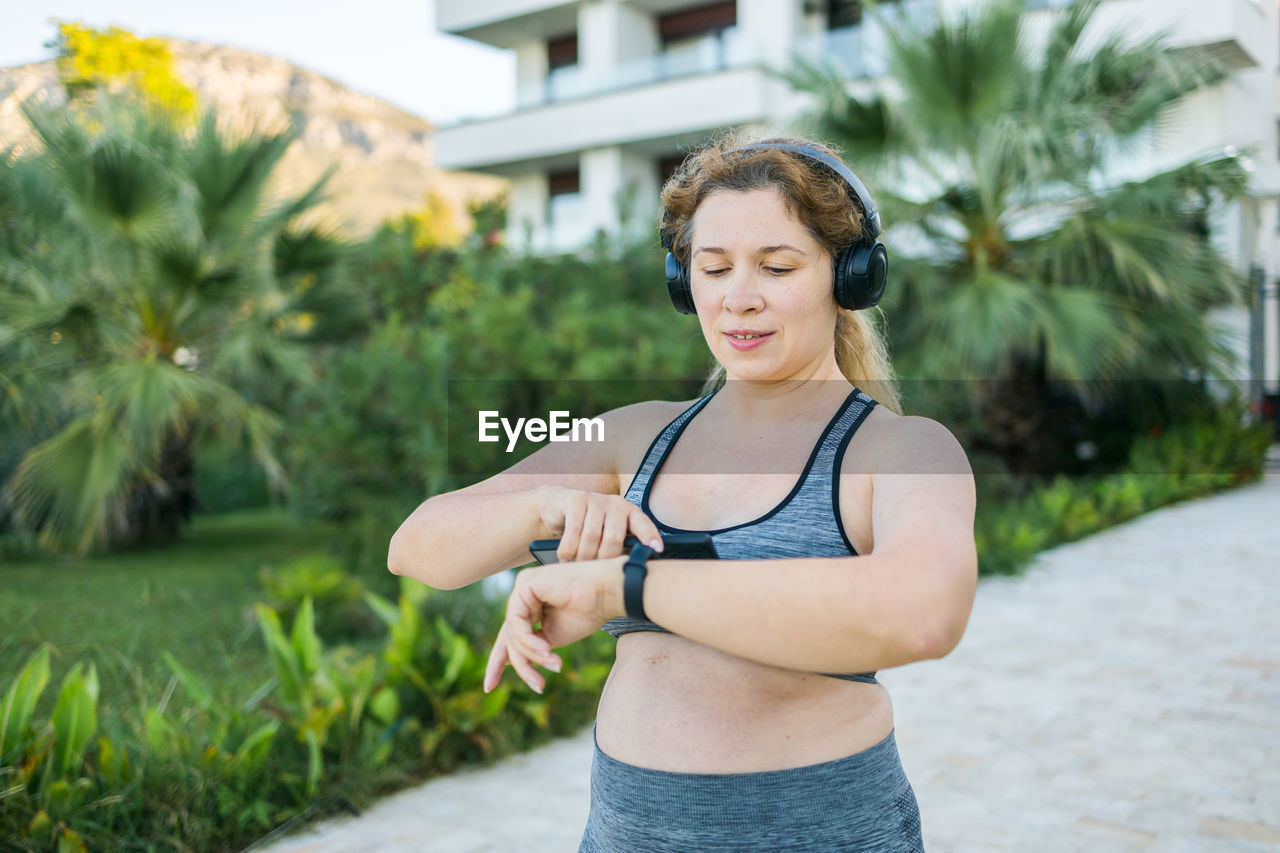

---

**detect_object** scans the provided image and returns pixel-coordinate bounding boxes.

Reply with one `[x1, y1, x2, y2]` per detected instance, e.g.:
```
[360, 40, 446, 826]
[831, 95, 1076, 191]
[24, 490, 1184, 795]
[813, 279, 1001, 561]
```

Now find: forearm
[388, 487, 549, 589]
[624, 553, 941, 675]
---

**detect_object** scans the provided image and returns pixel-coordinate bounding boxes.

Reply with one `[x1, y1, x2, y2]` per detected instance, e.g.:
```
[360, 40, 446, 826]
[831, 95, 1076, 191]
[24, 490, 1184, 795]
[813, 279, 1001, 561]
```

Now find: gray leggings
[578, 724, 925, 852]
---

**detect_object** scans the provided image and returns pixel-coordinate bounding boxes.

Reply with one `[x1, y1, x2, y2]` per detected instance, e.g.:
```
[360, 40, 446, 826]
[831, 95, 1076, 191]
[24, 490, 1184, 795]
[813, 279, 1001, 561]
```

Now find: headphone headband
[723, 142, 882, 240]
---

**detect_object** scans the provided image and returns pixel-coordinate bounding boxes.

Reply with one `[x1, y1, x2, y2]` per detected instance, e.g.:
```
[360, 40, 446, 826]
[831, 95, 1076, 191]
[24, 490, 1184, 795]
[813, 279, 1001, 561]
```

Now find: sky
[0, 0, 515, 126]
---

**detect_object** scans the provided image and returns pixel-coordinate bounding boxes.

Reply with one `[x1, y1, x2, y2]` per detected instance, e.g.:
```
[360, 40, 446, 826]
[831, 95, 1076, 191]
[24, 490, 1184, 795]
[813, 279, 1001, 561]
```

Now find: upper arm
[854, 416, 978, 656]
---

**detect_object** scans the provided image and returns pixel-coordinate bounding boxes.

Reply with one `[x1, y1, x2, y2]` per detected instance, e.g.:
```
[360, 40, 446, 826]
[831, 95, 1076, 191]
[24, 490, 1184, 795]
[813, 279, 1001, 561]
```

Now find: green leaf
[303, 728, 322, 798]
[161, 650, 215, 711]
[519, 699, 550, 730]
[0, 645, 51, 764]
[290, 597, 322, 678]
[362, 591, 399, 628]
[255, 604, 306, 708]
[232, 722, 279, 776]
[57, 824, 88, 853]
[143, 707, 177, 763]
[50, 663, 98, 778]
[96, 735, 134, 788]
[368, 687, 399, 726]
[478, 683, 509, 723]
[439, 634, 469, 691]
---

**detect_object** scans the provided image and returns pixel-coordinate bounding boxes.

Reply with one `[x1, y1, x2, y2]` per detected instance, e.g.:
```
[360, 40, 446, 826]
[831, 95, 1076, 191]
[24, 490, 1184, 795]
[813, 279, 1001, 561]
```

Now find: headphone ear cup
[665, 251, 696, 315]
[834, 242, 888, 310]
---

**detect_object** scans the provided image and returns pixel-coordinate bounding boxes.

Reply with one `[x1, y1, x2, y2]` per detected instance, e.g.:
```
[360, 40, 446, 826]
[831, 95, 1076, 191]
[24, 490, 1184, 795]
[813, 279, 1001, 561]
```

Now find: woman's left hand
[483, 556, 626, 694]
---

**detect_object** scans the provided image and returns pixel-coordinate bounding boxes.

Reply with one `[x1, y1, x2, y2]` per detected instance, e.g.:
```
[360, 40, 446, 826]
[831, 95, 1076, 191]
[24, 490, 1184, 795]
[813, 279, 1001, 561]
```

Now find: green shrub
[258, 553, 371, 640]
[976, 397, 1270, 576]
[1, 570, 616, 850]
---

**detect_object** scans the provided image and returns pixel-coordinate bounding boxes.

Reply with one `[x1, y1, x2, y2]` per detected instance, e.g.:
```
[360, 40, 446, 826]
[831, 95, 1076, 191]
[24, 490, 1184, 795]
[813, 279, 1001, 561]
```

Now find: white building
[434, 0, 1279, 402]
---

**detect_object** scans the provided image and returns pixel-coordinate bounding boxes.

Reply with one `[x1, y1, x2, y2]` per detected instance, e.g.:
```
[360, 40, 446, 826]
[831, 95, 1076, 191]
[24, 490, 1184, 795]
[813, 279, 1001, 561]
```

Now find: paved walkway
[254, 447, 1280, 853]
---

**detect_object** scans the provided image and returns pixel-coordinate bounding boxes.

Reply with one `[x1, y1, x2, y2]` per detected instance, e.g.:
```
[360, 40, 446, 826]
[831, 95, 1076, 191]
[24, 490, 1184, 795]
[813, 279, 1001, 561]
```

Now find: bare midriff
[594, 631, 895, 773]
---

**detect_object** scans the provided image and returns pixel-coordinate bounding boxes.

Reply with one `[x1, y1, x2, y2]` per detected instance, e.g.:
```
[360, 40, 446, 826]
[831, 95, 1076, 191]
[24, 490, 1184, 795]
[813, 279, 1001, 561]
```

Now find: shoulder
[596, 397, 702, 496]
[855, 410, 973, 478]
[837, 407, 975, 543]
[600, 396, 702, 455]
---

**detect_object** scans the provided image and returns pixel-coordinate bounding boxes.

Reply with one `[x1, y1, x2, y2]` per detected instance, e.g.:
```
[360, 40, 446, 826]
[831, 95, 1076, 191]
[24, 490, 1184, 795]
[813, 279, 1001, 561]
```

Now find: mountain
[0, 38, 506, 238]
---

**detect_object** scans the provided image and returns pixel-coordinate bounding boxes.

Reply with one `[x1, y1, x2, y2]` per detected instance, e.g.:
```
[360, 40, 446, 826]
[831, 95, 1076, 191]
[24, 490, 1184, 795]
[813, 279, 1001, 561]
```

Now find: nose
[721, 267, 765, 314]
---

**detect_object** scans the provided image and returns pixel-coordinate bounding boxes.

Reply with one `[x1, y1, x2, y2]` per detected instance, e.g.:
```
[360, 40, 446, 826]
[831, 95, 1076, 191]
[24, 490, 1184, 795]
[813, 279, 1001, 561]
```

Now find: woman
[388, 130, 978, 851]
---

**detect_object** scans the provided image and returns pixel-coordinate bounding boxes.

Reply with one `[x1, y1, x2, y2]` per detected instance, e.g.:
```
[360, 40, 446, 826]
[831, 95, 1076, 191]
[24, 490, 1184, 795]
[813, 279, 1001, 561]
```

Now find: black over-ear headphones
[662, 142, 888, 315]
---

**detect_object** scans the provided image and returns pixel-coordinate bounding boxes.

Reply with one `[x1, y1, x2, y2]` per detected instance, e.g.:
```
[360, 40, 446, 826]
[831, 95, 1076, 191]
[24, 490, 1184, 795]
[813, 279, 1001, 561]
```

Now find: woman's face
[688, 186, 838, 382]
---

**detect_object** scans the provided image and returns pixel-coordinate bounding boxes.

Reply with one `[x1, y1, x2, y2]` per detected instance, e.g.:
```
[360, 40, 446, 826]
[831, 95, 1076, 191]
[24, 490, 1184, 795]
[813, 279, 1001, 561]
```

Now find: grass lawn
[0, 507, 389, 716]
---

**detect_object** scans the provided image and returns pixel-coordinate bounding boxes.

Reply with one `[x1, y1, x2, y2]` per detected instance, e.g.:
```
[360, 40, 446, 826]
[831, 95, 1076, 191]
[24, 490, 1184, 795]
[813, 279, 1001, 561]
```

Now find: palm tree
[0, 94, 372, 555]
[783, 0, 1250, 478]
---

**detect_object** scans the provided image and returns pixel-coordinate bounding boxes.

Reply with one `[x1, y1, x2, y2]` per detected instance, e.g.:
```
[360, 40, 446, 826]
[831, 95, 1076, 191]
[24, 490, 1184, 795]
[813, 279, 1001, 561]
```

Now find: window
[547, 32, 578, 70]
[658, 2, 737, 75]
[548, 168, 580, 197]
[547, 167, 590, 249]
[826, 0, 902, 29]
[546, 32, 583, 102]
[828, 0, 862, 29]
[659, 154, 687, 186]
[658, 1, 736, 43]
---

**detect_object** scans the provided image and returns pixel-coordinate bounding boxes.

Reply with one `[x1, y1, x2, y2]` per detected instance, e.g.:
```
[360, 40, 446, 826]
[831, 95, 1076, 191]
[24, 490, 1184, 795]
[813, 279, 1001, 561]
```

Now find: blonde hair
[658, 127, 902, 414]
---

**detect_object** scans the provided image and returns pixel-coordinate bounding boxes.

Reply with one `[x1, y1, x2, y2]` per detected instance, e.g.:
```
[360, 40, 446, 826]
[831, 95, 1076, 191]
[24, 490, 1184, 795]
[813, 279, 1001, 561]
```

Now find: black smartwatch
[623, 542, 656, 621]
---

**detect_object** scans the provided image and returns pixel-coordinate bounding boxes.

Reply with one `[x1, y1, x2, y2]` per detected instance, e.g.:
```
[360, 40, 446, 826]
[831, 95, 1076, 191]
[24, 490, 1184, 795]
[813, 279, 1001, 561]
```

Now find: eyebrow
[692, 244, 809, 258]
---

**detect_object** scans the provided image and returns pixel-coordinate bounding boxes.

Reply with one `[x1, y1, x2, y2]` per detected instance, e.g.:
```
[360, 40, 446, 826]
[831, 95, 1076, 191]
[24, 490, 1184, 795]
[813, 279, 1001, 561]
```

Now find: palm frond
[880, 0, 1025, 146]
[5, 414, 140, 556]
[184, 106, 298, 242]
[923, 269, 1040, 378]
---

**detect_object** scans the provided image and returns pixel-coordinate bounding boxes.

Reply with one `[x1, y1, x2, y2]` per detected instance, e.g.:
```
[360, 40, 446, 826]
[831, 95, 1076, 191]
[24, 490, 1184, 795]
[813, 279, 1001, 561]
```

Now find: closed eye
[703, 268, 793, 276]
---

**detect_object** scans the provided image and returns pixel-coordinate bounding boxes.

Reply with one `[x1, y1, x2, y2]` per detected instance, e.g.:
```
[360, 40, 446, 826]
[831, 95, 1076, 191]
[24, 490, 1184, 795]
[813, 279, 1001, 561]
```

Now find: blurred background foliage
[52, 21, 200, 121]
[782, 0, 1253, 478]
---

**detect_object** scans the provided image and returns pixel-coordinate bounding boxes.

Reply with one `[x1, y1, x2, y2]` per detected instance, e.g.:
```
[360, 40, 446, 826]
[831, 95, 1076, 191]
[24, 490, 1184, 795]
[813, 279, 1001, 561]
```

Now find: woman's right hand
[535, 485, 664, 562]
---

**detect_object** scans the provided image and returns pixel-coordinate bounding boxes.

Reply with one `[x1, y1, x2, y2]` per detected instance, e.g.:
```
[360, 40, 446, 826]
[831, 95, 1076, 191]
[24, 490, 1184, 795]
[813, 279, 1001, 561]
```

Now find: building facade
[434, 0, 1279, 399]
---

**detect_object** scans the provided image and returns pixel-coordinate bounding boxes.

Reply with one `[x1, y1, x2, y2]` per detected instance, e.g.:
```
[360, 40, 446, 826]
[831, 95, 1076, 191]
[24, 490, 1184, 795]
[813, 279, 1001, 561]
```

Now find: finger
[598, 504, 629, 558]
[574, 501, 606, 561]
[531, 626, 563, 671]
[484, 630, 509, 693]
[557, 494, 587, 561]
[631, 506, 664, 552]
[507, 578, 551, 658]
[504, 626, 545, 693]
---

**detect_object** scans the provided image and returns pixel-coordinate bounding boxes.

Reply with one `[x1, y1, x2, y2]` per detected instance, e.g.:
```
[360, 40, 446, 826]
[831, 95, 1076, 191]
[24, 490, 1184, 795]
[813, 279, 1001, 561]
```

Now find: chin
[719, 361, 781, 381]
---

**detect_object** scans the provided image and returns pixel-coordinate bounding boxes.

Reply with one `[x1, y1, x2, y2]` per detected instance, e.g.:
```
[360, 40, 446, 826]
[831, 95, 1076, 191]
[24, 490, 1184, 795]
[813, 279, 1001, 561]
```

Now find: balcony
[519, 27, 756, 108]
[436, 62, 778, 172]
[1027, 0, 1269, 70]
[792, 0, 934, 80]
[436, 31, 778, 172]
[793, 25, 875, 80]
[435, 0, 578, 48]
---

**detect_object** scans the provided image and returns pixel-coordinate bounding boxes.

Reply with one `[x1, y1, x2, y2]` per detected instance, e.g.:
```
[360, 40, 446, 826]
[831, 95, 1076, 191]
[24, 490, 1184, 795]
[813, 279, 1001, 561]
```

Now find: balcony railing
[793, 0, 933, 80]
[793, 24, 873, 79]
[516, 27, 762, 108]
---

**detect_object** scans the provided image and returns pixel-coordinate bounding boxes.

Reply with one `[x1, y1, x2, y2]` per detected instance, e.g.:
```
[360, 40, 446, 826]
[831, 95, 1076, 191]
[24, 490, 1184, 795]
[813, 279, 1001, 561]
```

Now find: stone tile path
[253, 447, 1280, 852]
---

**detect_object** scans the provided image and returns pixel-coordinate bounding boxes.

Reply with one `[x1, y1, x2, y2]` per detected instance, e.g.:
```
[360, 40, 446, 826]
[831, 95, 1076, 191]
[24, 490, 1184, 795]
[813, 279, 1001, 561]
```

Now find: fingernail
[533, 683, 543, 694]
[649, 538, 663, 552]
[548, 658, 561, 673]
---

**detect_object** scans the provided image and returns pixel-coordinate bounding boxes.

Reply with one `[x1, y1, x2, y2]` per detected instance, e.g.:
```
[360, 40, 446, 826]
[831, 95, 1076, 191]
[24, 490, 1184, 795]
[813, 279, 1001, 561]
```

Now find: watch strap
[623, 543, 655, 621]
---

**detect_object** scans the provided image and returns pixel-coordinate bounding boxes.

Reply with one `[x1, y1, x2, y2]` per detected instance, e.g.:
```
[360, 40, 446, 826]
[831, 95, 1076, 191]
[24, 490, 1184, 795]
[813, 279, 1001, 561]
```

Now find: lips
[723, 331, 773, 350]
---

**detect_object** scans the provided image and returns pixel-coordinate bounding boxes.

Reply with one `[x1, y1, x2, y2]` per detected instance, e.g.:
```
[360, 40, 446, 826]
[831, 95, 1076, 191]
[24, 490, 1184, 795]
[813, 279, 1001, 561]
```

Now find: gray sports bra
[601, 385, 881, 684]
